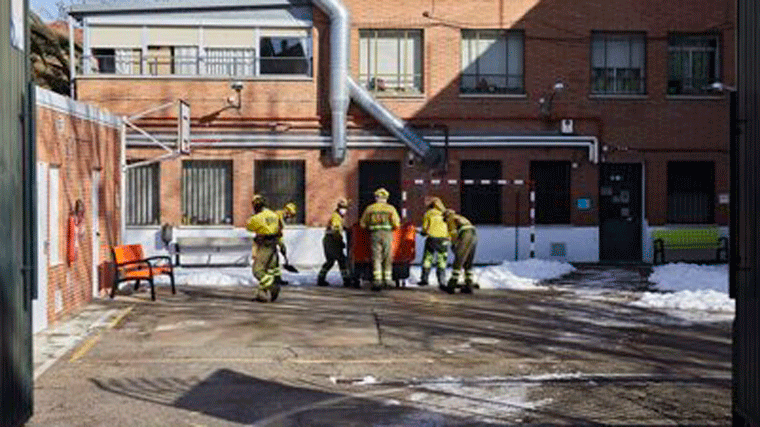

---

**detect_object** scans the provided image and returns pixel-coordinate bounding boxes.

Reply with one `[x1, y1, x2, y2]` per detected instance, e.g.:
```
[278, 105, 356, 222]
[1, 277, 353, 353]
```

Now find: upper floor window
[668, 34, 719, 95]
[86, 27, 312, 78]
[205, 48, 255, 76]
[359, 29, 423, 95]
[591, 32, 646, 95]
[260, 36, 312, 75]
[460, 30, 524, 95]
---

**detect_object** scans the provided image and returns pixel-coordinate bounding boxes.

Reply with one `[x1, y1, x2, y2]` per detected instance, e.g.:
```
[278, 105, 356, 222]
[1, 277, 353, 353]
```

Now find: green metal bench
[651, 228, 728, 264]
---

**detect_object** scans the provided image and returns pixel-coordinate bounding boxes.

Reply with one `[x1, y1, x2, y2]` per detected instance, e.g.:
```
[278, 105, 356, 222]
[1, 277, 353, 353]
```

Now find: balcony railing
[81, 52, 313, 77]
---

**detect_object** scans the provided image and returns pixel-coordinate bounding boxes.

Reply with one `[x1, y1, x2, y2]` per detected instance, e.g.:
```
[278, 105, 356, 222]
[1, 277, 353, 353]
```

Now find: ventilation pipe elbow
[312, 0, 350, 164]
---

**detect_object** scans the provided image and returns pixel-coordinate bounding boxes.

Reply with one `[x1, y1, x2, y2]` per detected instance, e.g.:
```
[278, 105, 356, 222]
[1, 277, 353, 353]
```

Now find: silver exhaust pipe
[311, 0, 439, 166]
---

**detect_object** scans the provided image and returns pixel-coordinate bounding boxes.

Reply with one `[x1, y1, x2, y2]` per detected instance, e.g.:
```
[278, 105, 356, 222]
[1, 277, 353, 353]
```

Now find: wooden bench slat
[651, 227, 727, 264]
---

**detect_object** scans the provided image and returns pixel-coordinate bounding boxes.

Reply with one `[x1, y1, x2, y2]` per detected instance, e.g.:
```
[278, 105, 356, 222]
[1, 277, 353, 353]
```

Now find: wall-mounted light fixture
[538, 80, 566, 118]
[227, 80, 244, 109]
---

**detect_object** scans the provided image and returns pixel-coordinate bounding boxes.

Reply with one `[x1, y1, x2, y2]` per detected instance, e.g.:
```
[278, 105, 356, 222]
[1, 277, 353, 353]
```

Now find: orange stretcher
[348, 223, 416, 287]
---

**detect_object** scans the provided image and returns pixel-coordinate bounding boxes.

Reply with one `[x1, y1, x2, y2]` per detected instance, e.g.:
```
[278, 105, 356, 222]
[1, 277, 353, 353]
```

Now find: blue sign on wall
[577, 198, 591, 210]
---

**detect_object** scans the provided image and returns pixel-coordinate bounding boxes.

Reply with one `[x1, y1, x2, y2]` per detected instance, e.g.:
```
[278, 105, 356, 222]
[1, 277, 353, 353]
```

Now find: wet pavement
[28, 266, 731, 426]
[545, 264, 657, 292]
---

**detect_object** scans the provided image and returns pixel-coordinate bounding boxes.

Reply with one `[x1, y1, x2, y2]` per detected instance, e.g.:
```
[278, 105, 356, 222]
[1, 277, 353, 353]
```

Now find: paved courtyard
[28, 267, 731, 426]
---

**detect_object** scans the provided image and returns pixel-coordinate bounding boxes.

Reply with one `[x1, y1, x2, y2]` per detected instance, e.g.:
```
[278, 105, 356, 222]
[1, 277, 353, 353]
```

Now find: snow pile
[151, 259, 576, 290]
[632, 263, 733, 313]
[474, 259, 576, 290]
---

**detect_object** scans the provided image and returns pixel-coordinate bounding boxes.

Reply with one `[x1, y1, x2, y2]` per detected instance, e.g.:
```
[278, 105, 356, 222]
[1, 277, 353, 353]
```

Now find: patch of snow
[152, 259, 576, 291]
[406, 376, 551, 422]
[354, 375, 379, 385]
[474, 259, 576, 290]
[631, 263, 734, 315]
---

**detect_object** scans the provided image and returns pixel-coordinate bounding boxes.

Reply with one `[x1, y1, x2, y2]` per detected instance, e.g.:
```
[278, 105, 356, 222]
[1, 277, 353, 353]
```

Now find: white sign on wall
[10, 0, 26, 50]
[10, 0, 25, 51]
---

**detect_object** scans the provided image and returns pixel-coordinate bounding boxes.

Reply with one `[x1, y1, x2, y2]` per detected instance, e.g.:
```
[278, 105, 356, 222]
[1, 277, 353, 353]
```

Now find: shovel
[281, 252, 299, 273]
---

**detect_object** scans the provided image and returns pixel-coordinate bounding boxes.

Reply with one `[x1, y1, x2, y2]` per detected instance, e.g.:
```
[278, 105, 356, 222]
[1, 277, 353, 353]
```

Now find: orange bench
[110, 244, 175, 301]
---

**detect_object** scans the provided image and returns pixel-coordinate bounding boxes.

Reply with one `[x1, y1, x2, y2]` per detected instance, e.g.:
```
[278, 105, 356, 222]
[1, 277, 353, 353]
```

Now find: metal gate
[734, 1, 760, 424]
[1, 0, 35, 422]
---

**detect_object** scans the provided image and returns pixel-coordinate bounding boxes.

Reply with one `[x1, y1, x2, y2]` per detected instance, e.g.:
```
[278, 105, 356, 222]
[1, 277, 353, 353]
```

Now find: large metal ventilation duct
[311, 0, 439, 166]
[311, 0, 350, 164]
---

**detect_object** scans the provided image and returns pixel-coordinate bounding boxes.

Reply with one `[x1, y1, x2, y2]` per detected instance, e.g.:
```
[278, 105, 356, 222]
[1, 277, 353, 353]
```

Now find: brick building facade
[34, 87, 122, 331]
[69, 0, 734, 264]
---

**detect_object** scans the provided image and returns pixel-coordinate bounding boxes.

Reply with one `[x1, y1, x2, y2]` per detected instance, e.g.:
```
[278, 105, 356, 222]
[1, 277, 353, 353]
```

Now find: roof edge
[70, 0, 310, 17]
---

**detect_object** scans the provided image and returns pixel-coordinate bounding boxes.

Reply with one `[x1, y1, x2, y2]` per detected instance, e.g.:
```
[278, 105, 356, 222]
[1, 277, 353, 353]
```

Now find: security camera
[229, 80, 244, 91]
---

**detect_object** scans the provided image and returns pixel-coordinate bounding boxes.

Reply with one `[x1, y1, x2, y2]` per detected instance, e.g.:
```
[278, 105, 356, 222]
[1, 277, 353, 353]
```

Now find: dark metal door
[599, 163, 642, 262]
[358, 161, 401, 214]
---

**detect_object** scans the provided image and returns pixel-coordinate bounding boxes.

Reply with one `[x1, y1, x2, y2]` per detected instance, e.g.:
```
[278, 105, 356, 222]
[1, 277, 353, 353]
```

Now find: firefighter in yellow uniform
[359, 188, 400, 291]
[418, 196, 449, 287]
[246, 195, 283, 302]
[443, 209, 478, 294]
[273, 202, 297, 285]
[317, 198, 352, 287]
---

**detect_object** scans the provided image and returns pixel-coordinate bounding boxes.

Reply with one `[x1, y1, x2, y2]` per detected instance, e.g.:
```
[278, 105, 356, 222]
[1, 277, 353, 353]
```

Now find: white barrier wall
[126, 224, 602, 267]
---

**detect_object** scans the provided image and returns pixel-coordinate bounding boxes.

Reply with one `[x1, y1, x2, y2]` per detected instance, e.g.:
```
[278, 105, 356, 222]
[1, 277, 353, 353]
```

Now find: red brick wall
[36, 103, 121, 325]
[78, 0, 734, 228]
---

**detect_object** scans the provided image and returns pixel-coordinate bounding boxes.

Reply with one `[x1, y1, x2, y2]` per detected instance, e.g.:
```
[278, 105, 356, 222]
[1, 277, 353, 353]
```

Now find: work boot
[342, 277, 352, 287]
[253, 288, 269, 303]
[384, 280, 395, 289]
[460, 285, 473, 294]
[317, 277, 330, 287]
[443, 278, 458, 294]
[274, 276, 289, 286]
[436, 269, 447, 287]
[418, 268, 430, 286]
[371, 281, 383, 292]
[269, 284, 280, 302]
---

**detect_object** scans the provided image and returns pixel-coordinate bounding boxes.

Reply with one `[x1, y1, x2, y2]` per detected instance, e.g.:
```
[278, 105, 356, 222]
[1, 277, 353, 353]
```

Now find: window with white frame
[668, 34, 719, 95]
[204, 48, 255, 76]
[359, 29, 423, 95]
[591, 32, 646, 94]
[461, 30, 524, 94]
[181, 160, 233, 225]
[126, 162, 160, 226]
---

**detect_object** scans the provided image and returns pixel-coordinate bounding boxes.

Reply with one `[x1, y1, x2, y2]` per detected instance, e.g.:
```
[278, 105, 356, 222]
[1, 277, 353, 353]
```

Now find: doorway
[358, 161, 401, 214]
[599, 163, 643, 262]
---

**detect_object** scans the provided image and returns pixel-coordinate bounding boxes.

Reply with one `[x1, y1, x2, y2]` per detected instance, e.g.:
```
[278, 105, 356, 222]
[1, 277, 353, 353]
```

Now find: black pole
[515, 190, 520, 261]
[729, 89, 738, 298]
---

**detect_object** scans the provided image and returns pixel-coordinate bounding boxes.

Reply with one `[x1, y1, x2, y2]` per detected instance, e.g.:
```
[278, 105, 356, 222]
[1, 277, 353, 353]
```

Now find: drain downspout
[311, 0, 350, 164]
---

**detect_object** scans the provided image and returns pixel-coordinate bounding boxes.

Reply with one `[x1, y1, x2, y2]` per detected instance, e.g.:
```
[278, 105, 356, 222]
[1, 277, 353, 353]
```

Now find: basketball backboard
[178, 100, 191, 154]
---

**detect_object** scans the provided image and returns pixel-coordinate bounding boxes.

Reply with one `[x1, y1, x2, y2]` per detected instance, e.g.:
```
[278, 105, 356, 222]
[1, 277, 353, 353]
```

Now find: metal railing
[82, 52, 313, 77]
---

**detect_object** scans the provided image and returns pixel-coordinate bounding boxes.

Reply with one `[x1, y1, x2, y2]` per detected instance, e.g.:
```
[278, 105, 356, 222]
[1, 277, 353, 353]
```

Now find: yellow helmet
[336, 198, 349, 209]
[284, 202, 297, 215]
[374, 188, 390, 199]
[425, 196, 445, 211]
